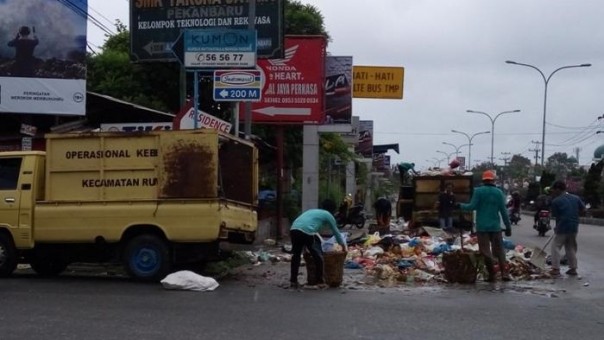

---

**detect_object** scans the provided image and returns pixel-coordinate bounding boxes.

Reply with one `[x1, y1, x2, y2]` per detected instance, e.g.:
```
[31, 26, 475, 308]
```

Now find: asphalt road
[0, 217, 603, 339]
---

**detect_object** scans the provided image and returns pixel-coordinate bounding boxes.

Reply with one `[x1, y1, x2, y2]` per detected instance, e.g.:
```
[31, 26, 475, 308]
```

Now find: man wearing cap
[459, 170, 512, 282]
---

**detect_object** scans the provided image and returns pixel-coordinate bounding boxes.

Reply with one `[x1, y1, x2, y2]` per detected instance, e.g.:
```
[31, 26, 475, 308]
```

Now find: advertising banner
[0, 0, 87, 115]
[324, 56, 352, 125]
[356, 120, 373, 158]
[353, 66, 404, 99]
[182, 29, 257, 68]
[130, 0, 283, 62]
[241, 36, 326, 124]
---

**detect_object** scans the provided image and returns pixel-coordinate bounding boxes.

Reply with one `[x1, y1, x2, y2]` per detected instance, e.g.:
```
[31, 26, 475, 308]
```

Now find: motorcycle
[508, 208, 521, 225]
[534, 209, 551, 236]
[335, 203, 366, 229]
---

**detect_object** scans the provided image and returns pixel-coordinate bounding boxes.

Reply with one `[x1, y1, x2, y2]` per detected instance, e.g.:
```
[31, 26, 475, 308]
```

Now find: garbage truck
[0, 129, 258, 281]
[397, 175, 474, 230]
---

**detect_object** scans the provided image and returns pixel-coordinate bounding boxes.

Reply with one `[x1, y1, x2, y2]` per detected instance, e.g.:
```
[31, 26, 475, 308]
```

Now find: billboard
[241, 36, 326, 124]
[130, 0, 284, 62]
[324, 56, 352, 124]
[356, 120, 373, 158]
[352, 66, 404, 99]
[0, 0, 87, 115]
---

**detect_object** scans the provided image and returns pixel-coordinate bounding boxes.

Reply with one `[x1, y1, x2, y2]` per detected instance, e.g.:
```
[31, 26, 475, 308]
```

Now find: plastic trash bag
[161, 270, 219, 292]
[431, 243, 452, 255]
[364, 246, 384, 257]
[344, 260, 363, 269]
[322, 232, 348, 252]
[502, 238, 516, 250]
[408, 237, 421, 247]
[364, 232, 382, 247]
[397, 260, 414, 269]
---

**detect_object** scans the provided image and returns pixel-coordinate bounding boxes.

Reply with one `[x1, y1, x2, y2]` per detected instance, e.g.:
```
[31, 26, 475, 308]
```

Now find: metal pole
[193, 71, 199, 129]
[244, 0, 256, 140]
[541, 80, 548, 167]
[490, 120, 495, 166]
[505, 60, 591, 167]
[468, 142, 472, 170]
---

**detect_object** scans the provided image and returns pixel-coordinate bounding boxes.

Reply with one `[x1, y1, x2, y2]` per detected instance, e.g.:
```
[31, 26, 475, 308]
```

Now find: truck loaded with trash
[0, 129, 258, 281]
[396, 164, 474, 231]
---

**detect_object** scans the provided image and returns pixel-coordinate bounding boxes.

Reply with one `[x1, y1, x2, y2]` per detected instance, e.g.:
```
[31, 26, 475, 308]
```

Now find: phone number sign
[183, 29, 256, 68]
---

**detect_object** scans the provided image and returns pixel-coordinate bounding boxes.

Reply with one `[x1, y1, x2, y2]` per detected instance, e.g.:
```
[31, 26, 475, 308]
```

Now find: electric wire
[56, 0, 116, 36]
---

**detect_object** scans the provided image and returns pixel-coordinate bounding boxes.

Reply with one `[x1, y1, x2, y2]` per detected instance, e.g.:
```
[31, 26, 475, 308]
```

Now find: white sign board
[173, 105, 232, 134]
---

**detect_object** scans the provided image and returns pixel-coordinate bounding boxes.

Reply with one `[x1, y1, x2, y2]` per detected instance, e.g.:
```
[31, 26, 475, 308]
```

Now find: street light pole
[442, 142, 470, 158]
[436, 150, 455, 162]
[466, 109, 520, 167]
[451, 129, 490, 170]
[506, 60, 591, 167]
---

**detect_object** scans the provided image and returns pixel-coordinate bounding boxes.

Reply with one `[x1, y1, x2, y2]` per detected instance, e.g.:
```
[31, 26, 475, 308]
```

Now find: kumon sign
[130, 0, 284, 62]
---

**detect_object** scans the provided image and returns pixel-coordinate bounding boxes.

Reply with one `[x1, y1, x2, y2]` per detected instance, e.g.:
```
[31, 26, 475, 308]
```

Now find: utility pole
[499, 152, 511, 191]
[500, 152, 511, 166]
[529, 141, 541, 166]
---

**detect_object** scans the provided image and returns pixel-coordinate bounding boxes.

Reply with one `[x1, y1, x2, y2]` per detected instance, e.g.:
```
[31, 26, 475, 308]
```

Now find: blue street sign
[213, 70, 263, 102]
[213, 88, 261, 102]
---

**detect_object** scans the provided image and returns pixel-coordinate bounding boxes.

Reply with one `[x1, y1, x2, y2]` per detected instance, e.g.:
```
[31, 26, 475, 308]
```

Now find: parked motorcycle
[335, 203, 366, 229]
[534, 209, 551, 236]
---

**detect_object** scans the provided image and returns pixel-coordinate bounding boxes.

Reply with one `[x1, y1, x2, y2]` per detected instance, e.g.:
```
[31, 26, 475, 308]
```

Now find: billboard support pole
[193, 71, 199, 129]
[276, 125, 284, 241]
[179, 66, 187, 109]
[244, 0, 256, 140]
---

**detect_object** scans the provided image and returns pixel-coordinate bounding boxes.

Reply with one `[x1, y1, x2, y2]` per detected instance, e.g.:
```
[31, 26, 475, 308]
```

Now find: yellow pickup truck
[0, 129, 258, 281]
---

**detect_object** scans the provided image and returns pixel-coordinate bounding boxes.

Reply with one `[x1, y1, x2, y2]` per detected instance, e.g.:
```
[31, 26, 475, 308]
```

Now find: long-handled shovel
[529, 234, 554, 270]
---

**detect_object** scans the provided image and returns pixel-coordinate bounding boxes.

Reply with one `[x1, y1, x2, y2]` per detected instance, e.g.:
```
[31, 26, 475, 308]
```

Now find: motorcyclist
[507, 191, 522, 223]
[338, 193, 353, 220]
[533, 187, 551, 228]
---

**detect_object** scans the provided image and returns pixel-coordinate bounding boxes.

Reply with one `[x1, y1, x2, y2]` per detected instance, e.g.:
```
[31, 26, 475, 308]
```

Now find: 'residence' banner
[0, 0, 87, 115]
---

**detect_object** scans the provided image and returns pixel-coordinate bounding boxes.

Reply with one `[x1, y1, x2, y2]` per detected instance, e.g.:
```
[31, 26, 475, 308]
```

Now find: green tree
[87, 21, 181, 113]
[508, 154, 532, 180]
[584, 160, 603, 208]
[546, 152, 578, 180]
[285, 0, 331, 39]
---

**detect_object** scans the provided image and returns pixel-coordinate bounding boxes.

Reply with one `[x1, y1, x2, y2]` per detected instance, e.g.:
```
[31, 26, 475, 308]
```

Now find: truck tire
[0, 233, 18, 277]
[123, 235, 171, 281]
[30, 256, 69, 277]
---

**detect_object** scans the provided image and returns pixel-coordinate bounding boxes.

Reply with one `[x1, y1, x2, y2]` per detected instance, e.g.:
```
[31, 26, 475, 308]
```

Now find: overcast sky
[88, 0, 604, 170]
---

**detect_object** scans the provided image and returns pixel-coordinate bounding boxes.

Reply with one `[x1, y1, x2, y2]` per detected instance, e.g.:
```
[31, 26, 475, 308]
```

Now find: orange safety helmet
[482, 170, 495, 181]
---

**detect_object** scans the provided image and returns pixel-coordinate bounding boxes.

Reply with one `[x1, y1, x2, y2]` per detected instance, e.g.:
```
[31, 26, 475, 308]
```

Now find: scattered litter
[264, 239, 276, 246]
[584, 282, 590, 287]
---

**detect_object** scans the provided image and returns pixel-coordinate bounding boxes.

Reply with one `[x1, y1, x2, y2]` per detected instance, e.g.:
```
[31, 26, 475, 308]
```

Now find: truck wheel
[30, 256, 69, 277]
[123, 235, 171, 281]
[0, 233, 18, 277]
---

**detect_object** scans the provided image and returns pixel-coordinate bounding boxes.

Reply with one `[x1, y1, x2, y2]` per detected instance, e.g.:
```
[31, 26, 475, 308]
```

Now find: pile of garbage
[233, 222, 555, 287]
[337, 222, 553, 284]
